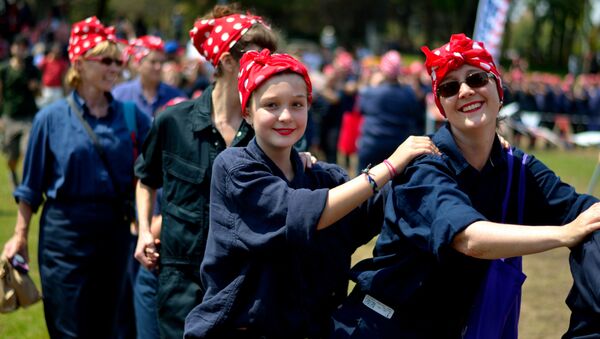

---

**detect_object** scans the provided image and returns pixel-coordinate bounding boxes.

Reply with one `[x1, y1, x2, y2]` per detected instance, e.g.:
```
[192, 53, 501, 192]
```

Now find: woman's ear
[74, 59, 83, 73]
[218, 52, 237, 73]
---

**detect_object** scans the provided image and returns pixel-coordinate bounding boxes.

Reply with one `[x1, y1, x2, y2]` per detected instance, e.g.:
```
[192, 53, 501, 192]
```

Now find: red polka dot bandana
[238, 49, 312, 116]
[68, 16, 116, 63]
[126, 35, 165, 64]
[421, 33, 503, 117]
[189, 13, 268, 67]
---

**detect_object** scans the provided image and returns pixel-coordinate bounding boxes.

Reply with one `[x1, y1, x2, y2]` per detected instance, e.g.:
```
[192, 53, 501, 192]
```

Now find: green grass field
[0, 147, 598, 338]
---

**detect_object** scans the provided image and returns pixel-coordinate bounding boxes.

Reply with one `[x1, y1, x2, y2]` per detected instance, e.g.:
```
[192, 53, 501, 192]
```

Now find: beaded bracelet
[361, 164, 379, 194]
[382, 159, 398, 178]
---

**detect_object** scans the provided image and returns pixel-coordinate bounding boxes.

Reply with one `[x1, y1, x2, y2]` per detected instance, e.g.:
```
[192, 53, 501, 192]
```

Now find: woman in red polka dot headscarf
[184, 49, 438, 338]
[132, 4, 279, 338]
[2, 16, 152, 338]
[330, 34, 600, 339]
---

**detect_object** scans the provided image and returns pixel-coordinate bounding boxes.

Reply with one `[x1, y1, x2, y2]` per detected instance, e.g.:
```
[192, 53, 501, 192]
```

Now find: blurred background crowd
[1, 0, 599, 175]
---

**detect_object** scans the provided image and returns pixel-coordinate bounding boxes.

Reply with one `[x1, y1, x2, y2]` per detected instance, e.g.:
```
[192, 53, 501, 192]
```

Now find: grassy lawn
[0, 147, 598, 338]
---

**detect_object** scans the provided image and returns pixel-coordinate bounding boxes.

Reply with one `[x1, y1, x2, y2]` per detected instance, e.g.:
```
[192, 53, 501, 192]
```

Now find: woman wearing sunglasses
[331, 34, 600, 338]
[1, 16, 150, 338]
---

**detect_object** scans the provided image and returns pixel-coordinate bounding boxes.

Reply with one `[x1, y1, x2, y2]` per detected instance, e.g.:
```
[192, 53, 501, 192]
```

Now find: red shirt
[39, 57, 68, 87]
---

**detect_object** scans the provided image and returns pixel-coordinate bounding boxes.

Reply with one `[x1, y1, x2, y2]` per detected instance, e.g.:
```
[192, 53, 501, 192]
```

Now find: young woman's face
[439, 65, 501, 132]
[246, 73, 308, 154]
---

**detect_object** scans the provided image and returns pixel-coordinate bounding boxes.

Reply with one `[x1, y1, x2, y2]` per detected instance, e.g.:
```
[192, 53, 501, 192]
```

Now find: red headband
[238, 49, 312, 116]
[189, 13, 268, 67]
[68, 16, 116, 62]
[126, 35, 165, 64]
[421, 33, 503, 117]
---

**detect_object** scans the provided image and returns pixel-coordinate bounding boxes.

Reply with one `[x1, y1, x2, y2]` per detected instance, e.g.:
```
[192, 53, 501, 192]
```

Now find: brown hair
[203, 3, 278, 78]
[65, 40, 121, 89]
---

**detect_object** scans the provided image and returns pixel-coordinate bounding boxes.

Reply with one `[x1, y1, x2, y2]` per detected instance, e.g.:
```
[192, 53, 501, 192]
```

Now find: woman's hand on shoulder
[563, 202, 600, 248]
[299, 152, 318, 169]
[387, 136, 441, 175]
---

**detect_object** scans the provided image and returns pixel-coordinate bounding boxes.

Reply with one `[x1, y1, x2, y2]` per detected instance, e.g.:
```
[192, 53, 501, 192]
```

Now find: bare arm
[452, 202, 600, 259]
[2, 201, 33, 261]
[317, 136, 438, 230]
[134, 181, 158, 269]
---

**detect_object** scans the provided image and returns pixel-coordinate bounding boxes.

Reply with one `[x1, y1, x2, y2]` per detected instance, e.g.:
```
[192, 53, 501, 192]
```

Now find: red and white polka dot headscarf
[238, 49, 312, 116]
[126, 35, 165, 64]
[189, 13, 268, 67]
[421, 33, 503, 117]
[68, 16, 117, 63]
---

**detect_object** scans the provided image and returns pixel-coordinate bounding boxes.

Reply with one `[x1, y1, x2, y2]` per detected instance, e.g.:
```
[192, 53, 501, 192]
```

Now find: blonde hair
[65, 41, 122, 89]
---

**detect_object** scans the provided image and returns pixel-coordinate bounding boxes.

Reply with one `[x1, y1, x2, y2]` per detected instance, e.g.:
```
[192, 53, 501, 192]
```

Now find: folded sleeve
[134, 114, 164, 188]
[216, 155, 329, 252]
[388, 155, 487, 260]
[13, 111, 50, 212]
[520, 151, 598, 225]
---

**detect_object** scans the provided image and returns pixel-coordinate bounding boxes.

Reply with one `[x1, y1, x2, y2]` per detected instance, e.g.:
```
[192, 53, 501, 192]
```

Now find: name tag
[362, 294, 394, 319]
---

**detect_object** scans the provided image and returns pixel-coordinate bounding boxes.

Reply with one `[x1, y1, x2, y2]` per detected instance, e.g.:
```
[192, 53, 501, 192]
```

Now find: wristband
[383, 159, 398, 178]
[361, 164, 379, 194]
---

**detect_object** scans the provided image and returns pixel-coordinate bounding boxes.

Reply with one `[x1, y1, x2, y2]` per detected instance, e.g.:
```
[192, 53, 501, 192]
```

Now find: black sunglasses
[437, 71, 494, 98]
[85, 56, 124, 67]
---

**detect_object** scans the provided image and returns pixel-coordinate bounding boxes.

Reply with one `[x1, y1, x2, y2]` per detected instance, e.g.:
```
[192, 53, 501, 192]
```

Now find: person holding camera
[1, 16, 150, 338]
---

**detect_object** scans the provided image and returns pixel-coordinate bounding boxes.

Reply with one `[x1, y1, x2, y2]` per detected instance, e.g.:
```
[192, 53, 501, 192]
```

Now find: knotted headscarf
[68, 16, 117, 62]
[126, 35, 165, 64]
[189, 13, 268, 67]
[238, 49, 312, 116]
[421, 33, 503, 116]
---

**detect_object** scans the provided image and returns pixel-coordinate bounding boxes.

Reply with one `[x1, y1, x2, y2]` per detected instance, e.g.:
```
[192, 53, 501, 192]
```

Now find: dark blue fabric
[332, 123, 598, 338]
[357, 83, 424, 170]
[112, 77, 186, 118]
[564, 230, 600, 339]
[464, 148, 528, 339]
[184, 138, 384, 338]
[134, 267, 160, 339]
[13, 91, 151, 212]
[39, 200, 130, 339]
[135, 85, 255, 338]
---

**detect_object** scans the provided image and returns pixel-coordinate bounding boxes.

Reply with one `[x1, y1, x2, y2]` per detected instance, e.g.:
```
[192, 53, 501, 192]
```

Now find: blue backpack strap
[517, 153, 528, 224]
[122, 101, 137, 135]
[121, 101, 139, 162]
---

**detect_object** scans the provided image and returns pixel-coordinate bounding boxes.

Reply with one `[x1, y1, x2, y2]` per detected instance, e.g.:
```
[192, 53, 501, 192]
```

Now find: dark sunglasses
[437, 71, 494, 98]
[85, 56, 124, 67]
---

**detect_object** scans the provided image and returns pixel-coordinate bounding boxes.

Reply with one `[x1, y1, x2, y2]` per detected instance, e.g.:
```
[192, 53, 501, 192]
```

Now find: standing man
[133, 4, 278, 338]
[0, 34, 40, 188]
[113, 35, 186, 118]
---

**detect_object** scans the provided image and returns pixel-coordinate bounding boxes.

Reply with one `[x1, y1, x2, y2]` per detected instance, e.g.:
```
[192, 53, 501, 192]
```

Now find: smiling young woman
[330, 33, 600, 339]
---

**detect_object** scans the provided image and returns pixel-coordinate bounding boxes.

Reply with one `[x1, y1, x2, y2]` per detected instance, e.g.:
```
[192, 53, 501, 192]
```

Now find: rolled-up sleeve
[389, 156, 486, 260]
[13, 112, 50, 212]
[135, 114, 163, 188]
[522, 151, 597, 225]
[219, 156, 329, 252]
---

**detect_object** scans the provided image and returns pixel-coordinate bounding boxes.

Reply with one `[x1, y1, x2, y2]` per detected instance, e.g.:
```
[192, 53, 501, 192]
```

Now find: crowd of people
[0, 2, 600, 339]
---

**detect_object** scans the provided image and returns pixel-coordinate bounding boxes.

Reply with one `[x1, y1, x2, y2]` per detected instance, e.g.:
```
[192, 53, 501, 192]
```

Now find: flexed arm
[452, 202, 600, 259]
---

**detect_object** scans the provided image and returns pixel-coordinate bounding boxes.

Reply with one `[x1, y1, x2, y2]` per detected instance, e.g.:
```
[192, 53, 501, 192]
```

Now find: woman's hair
[65, 40, 121, 89]
[203, 3, 278, 78]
